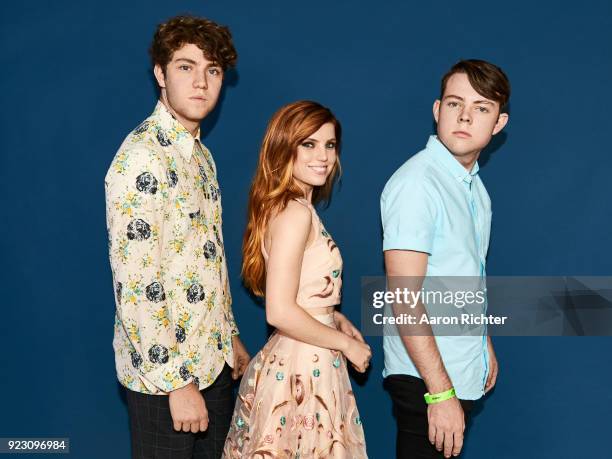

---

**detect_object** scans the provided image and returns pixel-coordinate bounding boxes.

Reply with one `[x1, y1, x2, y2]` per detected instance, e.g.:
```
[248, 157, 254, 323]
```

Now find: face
[433, 72, 508, 159]
[154, 43, 223, 133]
[292, 122, 338, 194]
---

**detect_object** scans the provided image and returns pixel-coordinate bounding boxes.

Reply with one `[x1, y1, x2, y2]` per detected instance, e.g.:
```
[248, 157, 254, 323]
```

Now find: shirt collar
[425, 135, 479, 184]
[151, 100, 201, 162]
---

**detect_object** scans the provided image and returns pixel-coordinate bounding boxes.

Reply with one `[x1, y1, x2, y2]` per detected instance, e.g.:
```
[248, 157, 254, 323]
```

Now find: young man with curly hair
[105, 15, 250, 458]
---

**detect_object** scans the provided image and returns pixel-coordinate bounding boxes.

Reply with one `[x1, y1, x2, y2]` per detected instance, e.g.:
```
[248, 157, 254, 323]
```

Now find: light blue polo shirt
[380, 135, 491, 400]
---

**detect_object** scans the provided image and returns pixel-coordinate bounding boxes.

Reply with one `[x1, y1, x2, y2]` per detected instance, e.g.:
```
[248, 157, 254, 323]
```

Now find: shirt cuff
[383, 234, 433, 255]
[140, 357, 196, 393]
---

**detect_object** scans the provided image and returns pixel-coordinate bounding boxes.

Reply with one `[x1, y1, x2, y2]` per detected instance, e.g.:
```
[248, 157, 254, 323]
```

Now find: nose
[316, 145, 329, 162]
[194, 70, 208, 90]
[458, 106, 472, 124]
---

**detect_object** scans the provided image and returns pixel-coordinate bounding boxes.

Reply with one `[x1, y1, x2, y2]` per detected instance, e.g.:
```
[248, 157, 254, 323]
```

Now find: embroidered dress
[223, 199, 367, 458]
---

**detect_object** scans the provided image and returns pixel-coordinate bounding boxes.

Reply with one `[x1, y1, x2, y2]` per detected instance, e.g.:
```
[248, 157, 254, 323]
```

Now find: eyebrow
[443, 95, 464, 101]
[174, 58, 197, 65]
[303, 138, 337, 142]
[443, 95, 495, 105]
[174, 58, 220, 67]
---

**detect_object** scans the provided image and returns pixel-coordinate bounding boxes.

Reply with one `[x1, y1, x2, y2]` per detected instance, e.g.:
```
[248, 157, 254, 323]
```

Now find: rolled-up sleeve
[381, 173, 438, 254]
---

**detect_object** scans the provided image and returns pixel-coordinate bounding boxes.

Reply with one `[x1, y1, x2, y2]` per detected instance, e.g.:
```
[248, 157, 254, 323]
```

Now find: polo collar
[425, 135, 479, 184]
[151, 100, 200, 162]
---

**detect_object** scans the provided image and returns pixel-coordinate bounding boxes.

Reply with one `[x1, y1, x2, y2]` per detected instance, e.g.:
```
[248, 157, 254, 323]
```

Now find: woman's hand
[334, 311, 365, 343]
[342, 338, 372, 373]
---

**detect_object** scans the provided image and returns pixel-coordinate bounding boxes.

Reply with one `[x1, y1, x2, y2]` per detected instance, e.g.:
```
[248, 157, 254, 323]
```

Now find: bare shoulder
[268, 200, 312, 242]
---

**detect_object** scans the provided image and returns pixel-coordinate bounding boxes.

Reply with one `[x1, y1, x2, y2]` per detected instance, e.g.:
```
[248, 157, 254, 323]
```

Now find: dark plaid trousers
[126, 364, 234, 459]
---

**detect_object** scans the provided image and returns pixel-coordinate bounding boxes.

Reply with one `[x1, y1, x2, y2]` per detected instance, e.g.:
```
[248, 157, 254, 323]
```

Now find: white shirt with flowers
[105, 101, 238, 394]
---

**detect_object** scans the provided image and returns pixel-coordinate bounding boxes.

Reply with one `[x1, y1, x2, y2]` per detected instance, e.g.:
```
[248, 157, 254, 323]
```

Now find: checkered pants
[126, 364, 233, 459]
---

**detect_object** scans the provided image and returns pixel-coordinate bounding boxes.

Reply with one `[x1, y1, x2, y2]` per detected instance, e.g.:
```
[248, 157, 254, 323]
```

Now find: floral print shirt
[105, 101, 238, 394]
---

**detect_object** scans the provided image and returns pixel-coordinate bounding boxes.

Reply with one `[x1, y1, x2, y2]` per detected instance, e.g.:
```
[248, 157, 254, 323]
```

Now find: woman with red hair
[223, 101, 370, 458]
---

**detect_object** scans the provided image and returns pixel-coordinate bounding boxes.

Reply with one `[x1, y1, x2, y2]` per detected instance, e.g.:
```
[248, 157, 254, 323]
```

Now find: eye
[447, 101, 459, 108]
[301, 141, 315, 148]
[325, 142, 336, 149]
[179, 65, 192, 71]
[477, 106, 490, 113]
[208, 67, 221, 76]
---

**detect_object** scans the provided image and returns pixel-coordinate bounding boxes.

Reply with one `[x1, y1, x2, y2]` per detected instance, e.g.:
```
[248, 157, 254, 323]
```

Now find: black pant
[126, 364, 233, 459]
[384, 374, 474, 459]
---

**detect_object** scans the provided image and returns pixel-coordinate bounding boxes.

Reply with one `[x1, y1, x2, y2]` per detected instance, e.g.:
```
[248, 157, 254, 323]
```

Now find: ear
[492, 112, 509, 135]
[433, 100, 441, 124]
[153, 64, 166, 89]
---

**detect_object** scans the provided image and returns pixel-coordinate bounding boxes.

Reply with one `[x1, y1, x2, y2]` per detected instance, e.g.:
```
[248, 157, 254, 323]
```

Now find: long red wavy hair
[242, 101, 342, 297]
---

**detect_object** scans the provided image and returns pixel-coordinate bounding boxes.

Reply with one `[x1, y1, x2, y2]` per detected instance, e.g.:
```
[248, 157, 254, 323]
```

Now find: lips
[453, 131, 471, 138]
[308, 165, 327, 175]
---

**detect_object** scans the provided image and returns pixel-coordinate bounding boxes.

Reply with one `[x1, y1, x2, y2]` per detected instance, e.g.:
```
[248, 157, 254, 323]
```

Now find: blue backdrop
[1, 1, 611, 457]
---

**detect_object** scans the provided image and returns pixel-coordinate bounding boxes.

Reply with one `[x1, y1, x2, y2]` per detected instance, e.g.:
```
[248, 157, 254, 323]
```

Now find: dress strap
[292, 197, 312, 208]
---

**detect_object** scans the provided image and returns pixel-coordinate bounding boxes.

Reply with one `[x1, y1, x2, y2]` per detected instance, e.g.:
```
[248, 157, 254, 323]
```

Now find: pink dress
[223, 199, 368, 458]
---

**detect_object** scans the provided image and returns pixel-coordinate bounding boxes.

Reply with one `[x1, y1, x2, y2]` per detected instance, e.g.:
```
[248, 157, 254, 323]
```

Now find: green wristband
[424, 388, 456, 404]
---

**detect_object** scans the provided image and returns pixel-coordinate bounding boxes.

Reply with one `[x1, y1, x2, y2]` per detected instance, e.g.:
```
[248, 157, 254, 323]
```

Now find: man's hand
[334, 311, 365, 343]
[168, 383, 208, 433]
[231, 335, 250, 380]
[427, 396, 465, 458]
[485, 336, 498, 393]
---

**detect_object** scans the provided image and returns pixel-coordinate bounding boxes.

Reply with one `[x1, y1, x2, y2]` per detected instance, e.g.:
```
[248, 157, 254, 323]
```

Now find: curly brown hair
[149, 15, 237, 72]
[441, 59, 511, 112]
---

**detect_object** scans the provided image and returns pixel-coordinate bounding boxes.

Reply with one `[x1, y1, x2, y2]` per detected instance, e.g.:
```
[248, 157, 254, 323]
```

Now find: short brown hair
[149, 15, 237, 72]
[440, 59, 511, 112]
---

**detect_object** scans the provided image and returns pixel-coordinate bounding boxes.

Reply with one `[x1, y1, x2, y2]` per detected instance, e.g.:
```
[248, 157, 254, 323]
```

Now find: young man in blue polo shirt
[381, 60, 510, 458]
